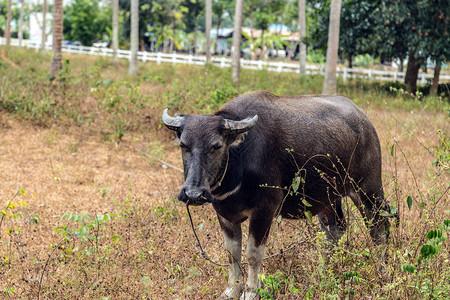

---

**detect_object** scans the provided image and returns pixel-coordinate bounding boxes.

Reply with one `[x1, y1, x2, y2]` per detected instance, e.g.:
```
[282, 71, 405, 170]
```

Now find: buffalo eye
[179, 142, 190, 151]
[211, 142, 223, 151]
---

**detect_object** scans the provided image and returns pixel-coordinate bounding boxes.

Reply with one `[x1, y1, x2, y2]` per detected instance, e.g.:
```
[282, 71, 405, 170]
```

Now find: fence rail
[2, 37, 449, 84]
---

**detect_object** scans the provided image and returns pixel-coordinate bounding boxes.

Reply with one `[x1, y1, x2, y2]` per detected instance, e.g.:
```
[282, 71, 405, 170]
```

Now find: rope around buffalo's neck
[186, 201, 228, 266]
[211, 150, 230, 192]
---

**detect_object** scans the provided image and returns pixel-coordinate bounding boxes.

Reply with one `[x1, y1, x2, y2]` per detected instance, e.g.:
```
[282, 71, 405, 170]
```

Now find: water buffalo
[162, 91, 393, 299]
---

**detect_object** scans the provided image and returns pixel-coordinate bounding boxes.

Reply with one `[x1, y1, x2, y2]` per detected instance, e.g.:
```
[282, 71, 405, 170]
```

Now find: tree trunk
[163, 39, 168, 53]
[260, 30, 265, 60]
[112, 0, 119, 63]
[322, 0, 342, 95]
[50, 0, 63, 77]
[298, 0, 306, 75]
[169, 39, 174, 53]
[41, 0, 48, 52]
[231, 0, 244, 85]
[288, 41, 298, 61]
[430, 60, 441, 97]
[129, 0, 139, 75]
[347, 53, 352, 68]
[404, 51, 420, 94]
[193, 18, 199, 56]
[18, 0, 25, 47]
[205, 0, 212, 63]
[213, 16, 222, 54]
[5, 0, 12, 48]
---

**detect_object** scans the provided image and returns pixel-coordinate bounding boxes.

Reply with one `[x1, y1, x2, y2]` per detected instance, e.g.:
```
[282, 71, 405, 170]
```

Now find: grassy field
[0, 47, 449, 299]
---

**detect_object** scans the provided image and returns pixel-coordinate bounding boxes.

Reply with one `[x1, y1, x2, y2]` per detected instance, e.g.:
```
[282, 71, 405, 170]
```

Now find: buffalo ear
[222, 115, 258, 147]
[162, 108, 184, 131]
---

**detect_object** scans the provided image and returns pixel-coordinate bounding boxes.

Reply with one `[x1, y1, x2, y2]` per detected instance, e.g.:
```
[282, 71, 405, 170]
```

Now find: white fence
[2, 37, 449, 84]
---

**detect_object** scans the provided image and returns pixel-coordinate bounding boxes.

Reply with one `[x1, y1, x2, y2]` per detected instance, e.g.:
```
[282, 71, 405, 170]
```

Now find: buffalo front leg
[218, 215, 243, 299]
[241, 211, 272, 300]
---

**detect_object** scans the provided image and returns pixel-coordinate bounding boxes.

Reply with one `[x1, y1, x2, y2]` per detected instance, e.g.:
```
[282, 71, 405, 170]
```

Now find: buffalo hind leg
[218, 215, 243, 300]
[349, 188, 391, 245]
[318, 198, 347, 244]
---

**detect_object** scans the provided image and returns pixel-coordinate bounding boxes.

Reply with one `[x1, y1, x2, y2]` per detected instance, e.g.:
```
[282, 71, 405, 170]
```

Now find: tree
[298, 0, 306, 75]
[50, 0, 63, 77]
[119, 0, 201, 52]
[112, 0, 119, 63]
[4, 0, 12, 48]
[244, 0, 284, 60]
[308, 0, 379, 68]
[18, 0, 25, 47]
[372, 0, 449, 94]
[212, 0, 234, 53]
[41, 0, 48, 52]
[322, 0, 342, 95]
[129, 0, 139, 75]
[232, 0, 244, 84]
[64, 0, 111, 46]
[205, 0, 212, 63]
[415, 0, 449, 96]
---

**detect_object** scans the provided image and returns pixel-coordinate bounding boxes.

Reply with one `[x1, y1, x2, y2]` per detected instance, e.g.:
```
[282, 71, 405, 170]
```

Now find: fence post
[343, 68, 348, 82]
[188, 54, 193, 65]
[172, 53, 176, 64]
[157, 52, 161, 64]
[394, 71, 398, 82]
[277, 63, 282, 73]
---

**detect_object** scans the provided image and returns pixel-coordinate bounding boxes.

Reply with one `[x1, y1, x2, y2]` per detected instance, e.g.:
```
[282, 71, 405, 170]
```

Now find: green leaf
[402, 264, 416, 273]
[103, 79, 113, 86]
[390, 144, 395, 157]
[407, 195, 412, 210]
[444, 219, 450, 228]
[305, 210, 312, 222]
[292, 176, 300, 192]
[276, 215, 282, 224]
[141, 276, 151, 284]
[302, 199, 312, 207]
[104, 213, 111, 222]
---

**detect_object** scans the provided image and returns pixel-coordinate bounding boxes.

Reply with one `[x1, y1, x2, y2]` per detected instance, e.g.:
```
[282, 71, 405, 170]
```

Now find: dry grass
[0, 48, 448, 299]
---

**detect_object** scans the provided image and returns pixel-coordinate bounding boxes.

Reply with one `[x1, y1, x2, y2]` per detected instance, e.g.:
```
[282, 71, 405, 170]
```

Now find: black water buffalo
[162, 91, 393, 300]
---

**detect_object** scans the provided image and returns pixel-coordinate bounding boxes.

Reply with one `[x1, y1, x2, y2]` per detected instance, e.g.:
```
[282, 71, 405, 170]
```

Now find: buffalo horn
[222, 115, 258, 134]
[162, 108, 184, 131]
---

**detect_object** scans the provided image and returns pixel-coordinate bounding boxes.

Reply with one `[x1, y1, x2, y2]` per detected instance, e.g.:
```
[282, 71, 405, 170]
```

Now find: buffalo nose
[185, 189, 204, 200]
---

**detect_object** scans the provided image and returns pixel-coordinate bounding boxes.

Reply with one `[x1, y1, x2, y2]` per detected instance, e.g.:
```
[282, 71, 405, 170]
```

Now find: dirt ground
[0, 105, 448, 298]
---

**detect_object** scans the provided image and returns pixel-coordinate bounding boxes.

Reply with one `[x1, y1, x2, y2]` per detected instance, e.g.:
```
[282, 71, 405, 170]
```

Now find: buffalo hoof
[219, 284, 243, 300]
[240, 289, 260, 300]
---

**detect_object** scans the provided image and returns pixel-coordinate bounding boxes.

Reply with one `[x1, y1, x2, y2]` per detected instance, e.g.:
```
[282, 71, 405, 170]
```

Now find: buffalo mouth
[178, 186, 214, 206]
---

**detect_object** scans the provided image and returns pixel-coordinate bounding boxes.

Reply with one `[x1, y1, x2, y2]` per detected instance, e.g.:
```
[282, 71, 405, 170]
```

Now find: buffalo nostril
[185, 189, 203, 200]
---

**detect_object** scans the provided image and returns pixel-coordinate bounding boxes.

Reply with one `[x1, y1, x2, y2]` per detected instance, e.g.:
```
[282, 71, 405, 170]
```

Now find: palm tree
[112, 0, 119, 63]
[19, 0, 26, 47]
[205, 0, 212, 63]
[41, 0, 48, 52]
[50, 0, 63, 77]
[5, 0, 12, 48]
[298, 0, 306, 76]
[231, 0, 244, 84]
[322, 0, 342, 95]
[129, 0, 139, 75]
